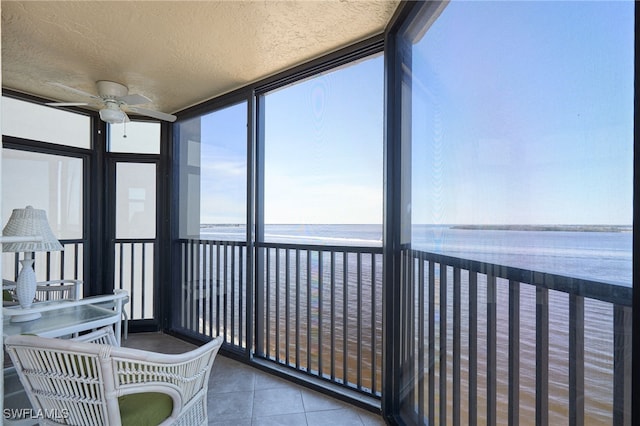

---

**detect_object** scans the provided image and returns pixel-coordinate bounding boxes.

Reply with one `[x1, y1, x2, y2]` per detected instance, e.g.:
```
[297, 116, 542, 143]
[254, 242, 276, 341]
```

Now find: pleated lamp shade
[2, 206, 63, 253]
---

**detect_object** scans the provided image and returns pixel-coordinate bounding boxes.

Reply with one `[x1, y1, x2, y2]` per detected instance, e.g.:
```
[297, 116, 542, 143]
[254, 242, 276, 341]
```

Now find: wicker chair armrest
[37, 279, 83, 286]
[72, 326, 119, 345]
[110, 336, 223, 402]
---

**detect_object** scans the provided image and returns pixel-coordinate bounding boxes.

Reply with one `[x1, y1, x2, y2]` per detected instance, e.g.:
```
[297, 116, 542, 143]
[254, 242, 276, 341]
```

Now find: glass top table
[3, 292, 128, 345]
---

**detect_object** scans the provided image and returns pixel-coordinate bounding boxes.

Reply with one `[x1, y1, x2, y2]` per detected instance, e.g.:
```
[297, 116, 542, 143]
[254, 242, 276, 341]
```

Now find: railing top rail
[58, 239, 84, 244]
[179, 238, 247, 247]
[258, 241, 383, 254]
[179, 238, 382, 253]
[411, 249, 632, 307]
[115, 238, 157, 244]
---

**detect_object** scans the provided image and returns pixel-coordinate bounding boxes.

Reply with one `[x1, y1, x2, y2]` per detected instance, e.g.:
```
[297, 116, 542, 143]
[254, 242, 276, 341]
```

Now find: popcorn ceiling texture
[1, 1, 399, 114]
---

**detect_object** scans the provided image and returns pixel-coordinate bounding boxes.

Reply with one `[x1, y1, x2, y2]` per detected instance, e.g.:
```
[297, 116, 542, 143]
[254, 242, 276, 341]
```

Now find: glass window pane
[176, 102, 247, 241]
[109, 121, 160, 154]
[1, 96, 91, 149]
[397, 1, 633, 424]
[1, 148, 83, 239]
[116, 162, 156, 239]
[263, 55, 383, 245]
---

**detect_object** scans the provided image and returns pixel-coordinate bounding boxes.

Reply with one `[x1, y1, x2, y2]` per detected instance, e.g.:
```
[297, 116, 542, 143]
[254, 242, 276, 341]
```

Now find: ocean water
[201, 223, 632, 287]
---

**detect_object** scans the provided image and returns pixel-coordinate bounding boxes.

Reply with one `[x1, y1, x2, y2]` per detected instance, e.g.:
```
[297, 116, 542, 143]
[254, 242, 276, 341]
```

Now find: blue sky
[198, 1, 633, 226]
[411, 0, 633, 225]
[200, 102, 247, 224]
[263, 56, 384, 224]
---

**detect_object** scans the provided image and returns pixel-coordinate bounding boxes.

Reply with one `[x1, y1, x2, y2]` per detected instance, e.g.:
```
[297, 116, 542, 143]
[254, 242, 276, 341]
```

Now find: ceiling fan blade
[116, 93, 151, 105]
[45, 102, 90, 107]
[127, 106, 177, 122]
[47, 82, 101, 100]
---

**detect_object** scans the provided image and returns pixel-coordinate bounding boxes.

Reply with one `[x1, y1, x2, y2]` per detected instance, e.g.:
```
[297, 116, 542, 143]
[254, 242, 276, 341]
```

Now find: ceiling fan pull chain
[123, 119, 127, 138]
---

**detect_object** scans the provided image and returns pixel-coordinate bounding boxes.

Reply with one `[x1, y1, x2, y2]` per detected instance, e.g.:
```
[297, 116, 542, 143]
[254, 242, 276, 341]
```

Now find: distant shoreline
[450, 224, 632, 233]
[199, 223, 632, 233]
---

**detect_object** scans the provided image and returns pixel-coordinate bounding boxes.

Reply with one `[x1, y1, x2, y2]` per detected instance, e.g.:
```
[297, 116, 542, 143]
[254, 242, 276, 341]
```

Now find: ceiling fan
[45, 80, 177, 123]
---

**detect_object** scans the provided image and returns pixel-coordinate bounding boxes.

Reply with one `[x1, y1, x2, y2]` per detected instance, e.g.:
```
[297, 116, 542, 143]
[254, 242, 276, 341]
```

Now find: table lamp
[2, 206, 63, 322]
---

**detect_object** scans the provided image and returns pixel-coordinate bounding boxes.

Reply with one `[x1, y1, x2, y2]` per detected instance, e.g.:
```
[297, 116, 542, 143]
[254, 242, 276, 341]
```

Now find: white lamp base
[10, 258, 42, 323]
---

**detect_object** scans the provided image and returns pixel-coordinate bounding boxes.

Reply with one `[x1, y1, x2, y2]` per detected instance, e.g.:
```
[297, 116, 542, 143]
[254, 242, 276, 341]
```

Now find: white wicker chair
[5, 332, 223, 426]
[3, 278, 82, 303]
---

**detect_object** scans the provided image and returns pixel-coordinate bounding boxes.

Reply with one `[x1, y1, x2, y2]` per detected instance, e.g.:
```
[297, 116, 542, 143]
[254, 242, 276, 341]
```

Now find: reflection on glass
[1, 148, 83, 239]
[398, 1, 633, 424]
[115, 163, 156, 239]
[109, 121, 161, 154]
[263, 55, 384, 243]
[176, 102, 247, 240]
[1, 96, 90, 149]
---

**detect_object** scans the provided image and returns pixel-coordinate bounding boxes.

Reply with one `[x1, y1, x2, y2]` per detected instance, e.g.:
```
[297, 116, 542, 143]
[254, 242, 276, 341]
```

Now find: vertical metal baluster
[239, 246, 244, 348]
[203, 242, 209, 337]
[216, 243, 221, 337]
[318, 250, 324, 377]
[418, 257, 425, 423]
[275, 248, 281, 361]
[223, 243, 228, 342]
[536, 286, 549, 426]
[357, 252, 362, 389]
[74, 243, 79, 280]
[119, 243, 124, 304]
[343, 251, 349, 386]
[45, 251, 51, 281]
[285, 248, 291, 365]
[509, 280, 520, 426]
[469, 271, 477, 426]
[407, 251, 415, 413]
[265, 247, 271, 358]
[296, 249, 301, 369]
[613, 305, 632, 426]
[487, 275, 497, 426]
[428, 261, 435, 425]
[307, 250, 312, 371]
[181, 242, 186, 327]
[207, 241, 218, 337]
[569, 293, 584, 426]
[59, 246, 65, 279]
[439, 264, 447, 426]
[371, 252, 377, 395]
[453, 267, 461, 426]
[141, 243, 147, 319]
[331, 251, 336, 381]
[192, 241, 196, 329]
[231, 244, 236, 345]
[131, 243, 136, 322]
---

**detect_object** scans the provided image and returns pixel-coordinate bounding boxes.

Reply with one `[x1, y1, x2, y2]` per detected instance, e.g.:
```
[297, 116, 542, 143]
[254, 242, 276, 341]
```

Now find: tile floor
[125, 332, 387, 426]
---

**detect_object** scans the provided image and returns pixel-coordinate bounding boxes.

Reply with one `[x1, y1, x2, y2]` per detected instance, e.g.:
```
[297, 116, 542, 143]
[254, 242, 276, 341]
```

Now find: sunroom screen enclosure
[392, 1, 633, 425]
[173, 1, 633, 424]
[1, 1, 635, 425]
[175, 54, 386, 395]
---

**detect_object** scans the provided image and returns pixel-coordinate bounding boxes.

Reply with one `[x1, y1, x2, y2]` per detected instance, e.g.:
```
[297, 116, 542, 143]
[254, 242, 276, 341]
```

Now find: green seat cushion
[119, 392, 173, 426]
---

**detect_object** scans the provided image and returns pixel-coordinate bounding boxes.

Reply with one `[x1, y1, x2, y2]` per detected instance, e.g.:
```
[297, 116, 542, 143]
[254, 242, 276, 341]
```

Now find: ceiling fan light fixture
[99, 107, 126, 124]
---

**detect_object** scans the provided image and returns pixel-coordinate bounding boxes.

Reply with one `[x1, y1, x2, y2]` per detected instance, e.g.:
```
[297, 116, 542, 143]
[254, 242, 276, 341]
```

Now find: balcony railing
[114, 239, 156, 320]
[178, 238, 632, 423]
[401, 249, 632, 426]
[5, 236, 632, 422]
[177, 239, 384, 397]
[179, 239, 247, 346]
[256, 242, 384, 396]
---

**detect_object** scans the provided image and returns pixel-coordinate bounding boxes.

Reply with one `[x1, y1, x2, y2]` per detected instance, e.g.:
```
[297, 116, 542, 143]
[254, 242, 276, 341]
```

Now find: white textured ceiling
[1, 0, 400, 116]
